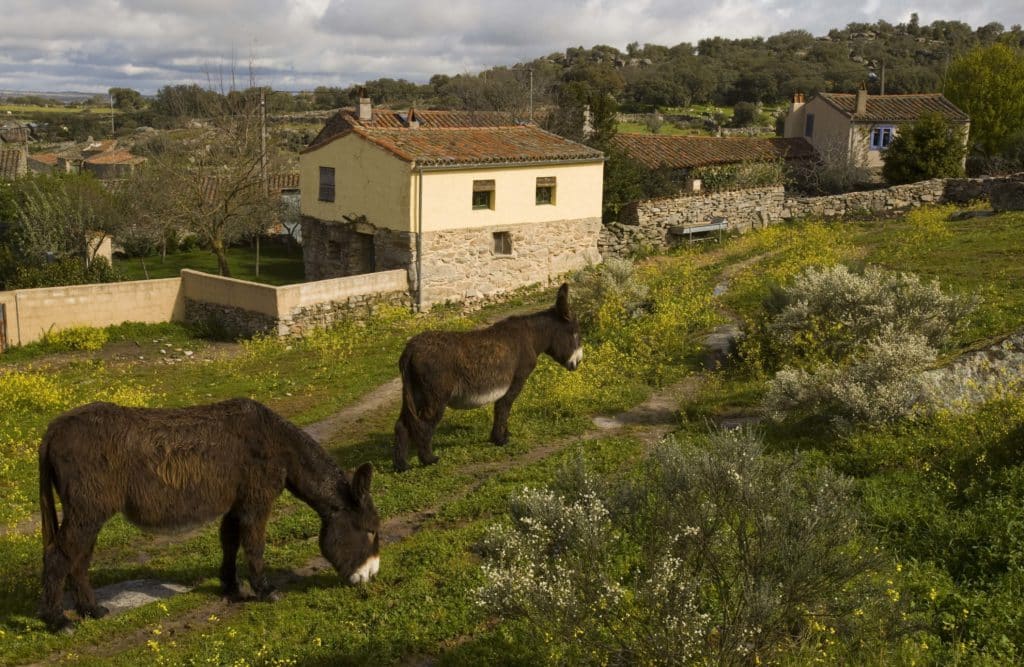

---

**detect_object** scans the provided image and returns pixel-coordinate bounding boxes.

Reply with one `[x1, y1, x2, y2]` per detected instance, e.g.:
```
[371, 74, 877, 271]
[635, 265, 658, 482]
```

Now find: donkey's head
[319, 462, 381, 584]
[546, 283, 583, 371]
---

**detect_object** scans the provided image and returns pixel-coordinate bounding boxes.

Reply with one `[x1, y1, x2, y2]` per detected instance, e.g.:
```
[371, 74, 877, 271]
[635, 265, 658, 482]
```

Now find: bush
[570, 258, 650, 334]
[747, 264, 973, 373]
[732, 101, 757, 127]
[882, 112, 967, 185]
[9, 256, 124, 289]
[764, 326, 937, 426]
[477, 430, 885, 665]
[38, 325, 110, 352]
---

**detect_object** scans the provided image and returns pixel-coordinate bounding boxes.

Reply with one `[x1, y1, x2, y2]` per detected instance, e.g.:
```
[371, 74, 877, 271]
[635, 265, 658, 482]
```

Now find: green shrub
[882, 112, 967, 184]
[38, 325, 109, 352]
[748, 264, 973, 373]
[764, 326, 937, 427]
[477, 429, 884, 665]
[570, 258, 650, 334]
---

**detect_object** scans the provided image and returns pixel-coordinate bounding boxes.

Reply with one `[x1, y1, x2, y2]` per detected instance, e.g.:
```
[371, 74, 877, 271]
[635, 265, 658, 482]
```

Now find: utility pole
[110, 93, 115, 134]
[257, 88, 267, 277]
[529, 68, 534, 123]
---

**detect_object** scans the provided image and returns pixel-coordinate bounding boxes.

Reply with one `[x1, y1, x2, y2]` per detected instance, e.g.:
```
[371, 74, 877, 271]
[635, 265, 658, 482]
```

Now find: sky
[0, 0, 1019, 95]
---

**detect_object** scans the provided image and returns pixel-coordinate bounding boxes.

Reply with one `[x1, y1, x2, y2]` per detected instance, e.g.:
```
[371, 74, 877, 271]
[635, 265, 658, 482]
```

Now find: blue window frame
[870, 125, 895, 150]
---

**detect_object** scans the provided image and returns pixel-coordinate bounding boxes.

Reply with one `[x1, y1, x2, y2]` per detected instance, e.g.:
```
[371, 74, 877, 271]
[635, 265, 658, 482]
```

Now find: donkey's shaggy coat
[39, 398, 380, 631]
[394, 283, 582, 471]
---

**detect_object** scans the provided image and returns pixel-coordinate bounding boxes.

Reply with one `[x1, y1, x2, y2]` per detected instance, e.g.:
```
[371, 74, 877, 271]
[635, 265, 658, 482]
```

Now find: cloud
[0, 0, 1018, 94]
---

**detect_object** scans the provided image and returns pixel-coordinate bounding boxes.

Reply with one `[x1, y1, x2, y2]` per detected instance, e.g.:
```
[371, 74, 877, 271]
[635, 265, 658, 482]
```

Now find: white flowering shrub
[477, 430, 880, 665]
[570, 258, 651, 334]
[765, 326, 938, 426]
[754, 264, 973, 371]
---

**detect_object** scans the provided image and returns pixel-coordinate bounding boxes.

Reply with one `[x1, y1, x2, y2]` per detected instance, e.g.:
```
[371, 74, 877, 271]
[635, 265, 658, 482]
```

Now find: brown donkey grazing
[38, 398, 380, 632]
[393, 282, 582, 471]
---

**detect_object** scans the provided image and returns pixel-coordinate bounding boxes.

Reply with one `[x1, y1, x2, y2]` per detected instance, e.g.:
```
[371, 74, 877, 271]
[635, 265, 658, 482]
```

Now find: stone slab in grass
[65, 579, 192, 616]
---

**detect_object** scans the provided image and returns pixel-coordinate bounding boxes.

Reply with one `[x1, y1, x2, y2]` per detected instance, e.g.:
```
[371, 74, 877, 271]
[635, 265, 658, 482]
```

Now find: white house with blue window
[783, 87, 970, 174]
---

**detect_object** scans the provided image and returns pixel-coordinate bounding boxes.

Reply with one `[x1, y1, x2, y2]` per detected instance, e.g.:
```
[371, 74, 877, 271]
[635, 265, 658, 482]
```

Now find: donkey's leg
[219, 510, 244, 599]
[68, 519, 109, 619]
[41, 511, 101, 631]
[490, 379, 527, 446]
[239, 510, 279, 601]
[414, 399, 445, 467]
[40, 539, 74, 631]
[394, 412, 414, 472]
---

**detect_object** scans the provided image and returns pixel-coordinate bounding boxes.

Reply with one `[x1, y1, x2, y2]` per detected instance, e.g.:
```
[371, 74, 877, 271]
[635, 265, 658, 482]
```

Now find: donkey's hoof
[78, 604, 109, 619]
[259, 589, 282, 602]
[44, 614, 76, 634]
[419, 455, 440, 466]
[490, 434, 509, 446]
[394, 460, 410, 473]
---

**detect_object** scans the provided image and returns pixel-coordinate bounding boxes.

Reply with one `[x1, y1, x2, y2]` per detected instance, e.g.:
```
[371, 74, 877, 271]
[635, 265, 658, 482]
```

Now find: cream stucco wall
[300, 134, 412, 231]
[0, 278, 184, 347]
[415, 161, 604, 232]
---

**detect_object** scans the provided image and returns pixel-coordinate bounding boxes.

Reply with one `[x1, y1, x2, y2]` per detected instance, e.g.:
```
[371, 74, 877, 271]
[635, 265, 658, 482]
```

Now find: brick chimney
[406, 107, 420, 129]
[790, 91, 805, 113]
[855, 84, 868, 115]
[358, 96, 372, 123]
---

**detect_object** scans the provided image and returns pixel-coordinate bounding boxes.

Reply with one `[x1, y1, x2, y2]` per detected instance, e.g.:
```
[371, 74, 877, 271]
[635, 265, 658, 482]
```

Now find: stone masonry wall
[419, 217, 602, 308]
[600, 174, 1023, 258]
[185, 286, 409, 340]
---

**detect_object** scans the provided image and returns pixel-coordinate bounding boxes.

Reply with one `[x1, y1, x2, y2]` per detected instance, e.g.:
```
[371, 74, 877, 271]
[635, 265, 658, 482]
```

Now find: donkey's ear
[347, 462, 374, 505]
[555, 283, 571, 320]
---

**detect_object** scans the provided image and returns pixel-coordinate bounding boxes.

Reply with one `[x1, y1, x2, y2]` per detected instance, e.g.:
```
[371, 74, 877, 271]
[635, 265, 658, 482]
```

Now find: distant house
[27, 152, 59, 174]
[300, 98, 604, 309]
[0, 122, 31, 146]
[0, 148, 27, 181]
[610, 134, 815, 190]
[783, 88, 970, 172]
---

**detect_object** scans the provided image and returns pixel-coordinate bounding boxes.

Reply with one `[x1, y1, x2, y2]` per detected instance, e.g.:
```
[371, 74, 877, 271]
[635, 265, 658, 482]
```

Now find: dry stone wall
[601, 174, 1024, 258]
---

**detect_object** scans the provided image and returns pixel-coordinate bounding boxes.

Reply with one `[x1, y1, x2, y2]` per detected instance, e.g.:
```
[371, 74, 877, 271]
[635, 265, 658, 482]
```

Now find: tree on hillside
[109, 87, 145, 111]
[882, 112, 967, 184]
[545, 63, 623, 148]
[945, 43, 1024, 170]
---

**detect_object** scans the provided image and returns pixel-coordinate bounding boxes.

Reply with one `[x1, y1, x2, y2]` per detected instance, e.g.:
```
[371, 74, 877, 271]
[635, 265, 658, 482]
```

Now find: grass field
[113, 242, 306, 285]
[2, 206, 1023, 664]
[1, 105, 118, 115]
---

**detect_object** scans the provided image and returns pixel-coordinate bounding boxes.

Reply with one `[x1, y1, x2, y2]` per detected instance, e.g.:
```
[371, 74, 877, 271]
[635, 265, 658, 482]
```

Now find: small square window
[536, 176, 556, 205]
[473, 179, 495, 210]
[318, 166, 335, 202]
[870, 126, 895, 150]
[493, 231, 512, 256]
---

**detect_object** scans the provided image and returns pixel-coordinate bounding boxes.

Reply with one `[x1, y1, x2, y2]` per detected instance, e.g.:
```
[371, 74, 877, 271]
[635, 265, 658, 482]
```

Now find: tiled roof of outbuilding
[0, 148, 27, 180]
[344, 125, 603, 167]
[818, 93, 969, 123]
[610, 134, 816, 169]
[83, 149, 145, 165]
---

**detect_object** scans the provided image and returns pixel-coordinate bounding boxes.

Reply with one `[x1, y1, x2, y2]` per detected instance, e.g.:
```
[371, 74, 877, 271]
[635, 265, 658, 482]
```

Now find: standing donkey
[393, 282, 582, 471]
[39, 398, 381, 632]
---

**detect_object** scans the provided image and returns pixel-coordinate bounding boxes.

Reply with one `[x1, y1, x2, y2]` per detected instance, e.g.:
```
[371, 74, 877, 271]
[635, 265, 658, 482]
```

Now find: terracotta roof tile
[0, 148, 27, 180]
[610, 134, 816, 170]
[308, 107, 522, 150]
[818, 93, 969, 123]
[348, 125, 603, 167]
[28, 152, 58, 166]
[83, 149, 145, 165]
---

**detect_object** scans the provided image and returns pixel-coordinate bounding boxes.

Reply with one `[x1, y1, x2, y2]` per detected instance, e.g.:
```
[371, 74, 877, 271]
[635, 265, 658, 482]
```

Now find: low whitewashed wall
[0, 278, 184, 347]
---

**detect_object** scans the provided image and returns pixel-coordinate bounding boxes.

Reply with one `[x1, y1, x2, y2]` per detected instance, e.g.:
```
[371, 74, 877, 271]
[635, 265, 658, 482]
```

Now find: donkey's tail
[38, 433, 59, 549]
[398, 348, 420, 422]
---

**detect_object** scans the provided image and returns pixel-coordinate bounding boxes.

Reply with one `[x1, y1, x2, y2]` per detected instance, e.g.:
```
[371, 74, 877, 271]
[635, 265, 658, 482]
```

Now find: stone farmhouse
[299, 98, 604, 309]
[783, 87, 969, 172]
[610, 134, 816, 191]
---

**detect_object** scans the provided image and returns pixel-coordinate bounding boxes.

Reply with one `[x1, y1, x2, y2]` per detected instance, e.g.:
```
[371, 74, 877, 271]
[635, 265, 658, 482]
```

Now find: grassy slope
[2, 208, 1024, 665]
